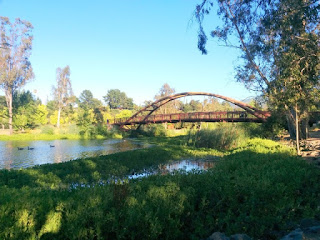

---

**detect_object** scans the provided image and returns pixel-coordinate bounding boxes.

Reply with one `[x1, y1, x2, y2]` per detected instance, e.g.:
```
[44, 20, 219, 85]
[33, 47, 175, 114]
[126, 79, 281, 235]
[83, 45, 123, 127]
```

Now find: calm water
[71, 159, 217, 189]
[0, 139, 150, 169]
[129, 159, 216, 180]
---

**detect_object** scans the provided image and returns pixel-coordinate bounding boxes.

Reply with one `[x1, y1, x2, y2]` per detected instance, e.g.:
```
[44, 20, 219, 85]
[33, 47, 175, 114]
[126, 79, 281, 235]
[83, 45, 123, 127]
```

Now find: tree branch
[222, 1, 271, 89]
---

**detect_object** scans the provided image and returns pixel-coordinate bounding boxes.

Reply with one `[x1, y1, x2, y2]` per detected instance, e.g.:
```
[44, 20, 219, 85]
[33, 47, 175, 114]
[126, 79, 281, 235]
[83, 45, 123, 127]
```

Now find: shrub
[139, 124, 167, 137]
[63, 124, 81, 135]
[40, 125, 55, 135]
[187, 124, 247, 150]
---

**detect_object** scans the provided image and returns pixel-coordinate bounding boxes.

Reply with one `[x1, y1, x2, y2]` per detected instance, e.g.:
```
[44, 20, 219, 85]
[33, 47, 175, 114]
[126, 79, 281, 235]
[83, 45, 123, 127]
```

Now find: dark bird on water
[50, 145, 55, 147]
[28, 146, 34, 150]
[17, 147, 24, 150]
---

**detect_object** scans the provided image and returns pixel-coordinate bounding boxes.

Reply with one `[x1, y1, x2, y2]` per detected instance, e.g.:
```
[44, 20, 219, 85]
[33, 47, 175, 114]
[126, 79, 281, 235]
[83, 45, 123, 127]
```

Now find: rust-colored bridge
[112, 111, 268, 126]
[110, 92, 271, 129]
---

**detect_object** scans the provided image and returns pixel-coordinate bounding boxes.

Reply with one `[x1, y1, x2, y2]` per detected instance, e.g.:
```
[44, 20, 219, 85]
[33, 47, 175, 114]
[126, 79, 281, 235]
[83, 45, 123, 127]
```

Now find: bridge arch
[122, 92, 270, 129]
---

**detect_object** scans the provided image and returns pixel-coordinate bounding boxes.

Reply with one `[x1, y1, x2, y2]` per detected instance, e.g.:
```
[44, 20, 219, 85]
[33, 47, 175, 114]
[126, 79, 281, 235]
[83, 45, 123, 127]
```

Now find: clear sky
[0, 0, 254, 105]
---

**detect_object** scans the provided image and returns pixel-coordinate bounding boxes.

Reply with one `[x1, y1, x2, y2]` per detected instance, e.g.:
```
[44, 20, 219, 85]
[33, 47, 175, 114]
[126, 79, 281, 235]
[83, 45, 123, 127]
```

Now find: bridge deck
[111, 111, 266, 126]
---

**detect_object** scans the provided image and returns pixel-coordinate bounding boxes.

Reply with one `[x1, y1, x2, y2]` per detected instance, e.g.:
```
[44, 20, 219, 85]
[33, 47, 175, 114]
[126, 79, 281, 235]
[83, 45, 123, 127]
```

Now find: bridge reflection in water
[111, 111, 268, 126]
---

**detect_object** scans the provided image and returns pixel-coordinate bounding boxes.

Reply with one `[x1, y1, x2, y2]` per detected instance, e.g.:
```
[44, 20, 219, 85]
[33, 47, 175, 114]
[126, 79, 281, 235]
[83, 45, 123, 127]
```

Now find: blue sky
[0, 0, 253, 105]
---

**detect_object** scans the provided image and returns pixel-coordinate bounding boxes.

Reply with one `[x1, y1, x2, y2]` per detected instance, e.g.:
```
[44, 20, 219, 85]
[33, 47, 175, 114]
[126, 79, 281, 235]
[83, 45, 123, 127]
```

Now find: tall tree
[12, 90, 39, 130]
[52, 65, 73, 128]
[195, 0, 320, 153]
[78, 90, 103, 126]
[0, 95, 7, 129]
[103, 89, 134, 109]
[154, 83, 176, 114]
[0, 17, 34, 134]
[78, 89, 102, 110]
[181, 99, 203, 112]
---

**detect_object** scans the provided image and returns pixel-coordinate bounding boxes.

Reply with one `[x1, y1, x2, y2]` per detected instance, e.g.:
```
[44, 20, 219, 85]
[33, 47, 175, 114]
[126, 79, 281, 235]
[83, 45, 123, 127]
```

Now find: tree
[0, 95, 8, 129]
[34, 104, 48, 126]
[78, 89, 102, 110]
[52, 65, 73, 128]
[195, 0, 320, 153]
[181, 99, 203, 112]
[0, 17, 34, 134]
[103, 89, 134, 110]
[154, 83, 177, 114]
[12, 90, 41, 130]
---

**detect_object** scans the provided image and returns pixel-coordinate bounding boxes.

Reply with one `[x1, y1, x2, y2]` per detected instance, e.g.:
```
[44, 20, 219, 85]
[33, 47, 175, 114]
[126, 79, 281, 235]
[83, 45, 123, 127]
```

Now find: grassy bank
[0, 138, 319, 239]
[0, 131, 123, 141]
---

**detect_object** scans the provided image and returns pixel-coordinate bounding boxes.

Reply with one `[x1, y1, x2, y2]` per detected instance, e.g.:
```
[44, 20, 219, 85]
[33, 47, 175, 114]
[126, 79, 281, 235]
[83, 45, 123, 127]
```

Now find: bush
[63, 124, 81, 135]
[40, 125, 55, 135]
[187, 124, 247, 150]
[261, 113, 287, 138]
[139, 124, 167, 137]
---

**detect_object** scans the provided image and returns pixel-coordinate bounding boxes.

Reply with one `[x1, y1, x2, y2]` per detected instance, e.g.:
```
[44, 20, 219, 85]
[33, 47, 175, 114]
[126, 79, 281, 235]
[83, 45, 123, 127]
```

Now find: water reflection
[70, 159, 218, 189]
[129, 159, 216, 180]
[0, 139, 150, 169]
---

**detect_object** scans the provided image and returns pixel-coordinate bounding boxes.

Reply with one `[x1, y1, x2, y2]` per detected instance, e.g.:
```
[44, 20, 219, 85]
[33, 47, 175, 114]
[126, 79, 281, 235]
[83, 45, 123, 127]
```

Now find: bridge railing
[109, 111, 261, 125]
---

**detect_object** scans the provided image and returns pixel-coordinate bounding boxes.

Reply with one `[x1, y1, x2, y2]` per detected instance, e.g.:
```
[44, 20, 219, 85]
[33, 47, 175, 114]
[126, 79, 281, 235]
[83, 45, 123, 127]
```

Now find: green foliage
[34, 104, 48, 125]
[196, 0, 320, 143]
[181, 99, 202, 112]
[187, 124, 247, 150]
[52, 65, 73, 128]
[49, 111, 59, 125]
[0, 139, 319, 239]
[103, 89, 134, 110]
[62, 124, 81, 135]
[77, 108, 95, 134]
[78, 89, 102, 110]
[261, 112, 288, 137]
[13, 114, 28, 130]
[139, 124, 167, 137]
[40, 125, 55, 135]
[11, 90, 42, 130]
[0, 17, 34, 134]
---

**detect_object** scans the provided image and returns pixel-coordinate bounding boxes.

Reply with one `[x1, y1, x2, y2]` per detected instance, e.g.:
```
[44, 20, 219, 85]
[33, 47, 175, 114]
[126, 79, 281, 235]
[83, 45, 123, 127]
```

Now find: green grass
[0, 137, 319, 239]
[0, 133, 83, 141]
[0, 133, 123, 141]
[0, 124, 125, 141]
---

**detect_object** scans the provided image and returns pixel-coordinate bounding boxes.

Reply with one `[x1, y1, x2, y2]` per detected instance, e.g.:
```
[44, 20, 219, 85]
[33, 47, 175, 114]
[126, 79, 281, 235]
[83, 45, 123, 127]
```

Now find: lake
[0, 139, 150, 169]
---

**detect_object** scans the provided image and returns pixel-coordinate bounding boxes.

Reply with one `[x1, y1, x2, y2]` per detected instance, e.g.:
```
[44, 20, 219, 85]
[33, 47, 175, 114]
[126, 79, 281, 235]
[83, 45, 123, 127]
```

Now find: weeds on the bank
[185, 124, 247, 150]
[0, 138, 319, 239]
[0, 124, 125, 141]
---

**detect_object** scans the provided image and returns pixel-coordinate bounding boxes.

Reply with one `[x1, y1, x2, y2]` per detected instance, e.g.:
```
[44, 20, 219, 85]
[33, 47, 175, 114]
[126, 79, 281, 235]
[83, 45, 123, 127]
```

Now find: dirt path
[277, 130, 320, 168]
[299, 130, 320, 167]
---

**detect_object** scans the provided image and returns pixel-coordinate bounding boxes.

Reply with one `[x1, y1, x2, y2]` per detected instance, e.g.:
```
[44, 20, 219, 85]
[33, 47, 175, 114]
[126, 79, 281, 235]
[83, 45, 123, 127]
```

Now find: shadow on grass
[1, 140, 319, 239]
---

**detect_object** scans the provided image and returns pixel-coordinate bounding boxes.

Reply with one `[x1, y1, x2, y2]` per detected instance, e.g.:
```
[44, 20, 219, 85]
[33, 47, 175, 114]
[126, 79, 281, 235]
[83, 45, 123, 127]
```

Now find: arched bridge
[110, 92, 271, 129]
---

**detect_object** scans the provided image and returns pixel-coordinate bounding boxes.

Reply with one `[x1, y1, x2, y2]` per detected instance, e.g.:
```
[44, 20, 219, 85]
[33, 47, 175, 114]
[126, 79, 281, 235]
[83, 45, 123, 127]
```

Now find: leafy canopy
[103, 89, 134, 110]
[196, 0, 320, 111]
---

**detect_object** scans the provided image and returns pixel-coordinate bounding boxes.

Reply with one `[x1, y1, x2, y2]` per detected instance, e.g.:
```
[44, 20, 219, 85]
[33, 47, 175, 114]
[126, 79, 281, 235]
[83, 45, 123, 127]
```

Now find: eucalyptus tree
[154, 83, 176, 114]
[195, 0, 320, 153]
[52, 65, 73, 128]
[0, 17, 34, 134]
[0, 95, 7, 129]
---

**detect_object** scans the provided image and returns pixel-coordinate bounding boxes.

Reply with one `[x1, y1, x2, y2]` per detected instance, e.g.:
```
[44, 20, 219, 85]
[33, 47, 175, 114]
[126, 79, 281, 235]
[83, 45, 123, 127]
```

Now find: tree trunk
[295, 104, 300, 155]
[300, 110, 309, 139]
[57, 107, 61, 128]
[5, 89, 13, 135]
[286, 107, 309, 141]
[286, 110, 296, 139]
[286, 105, 301, 155]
